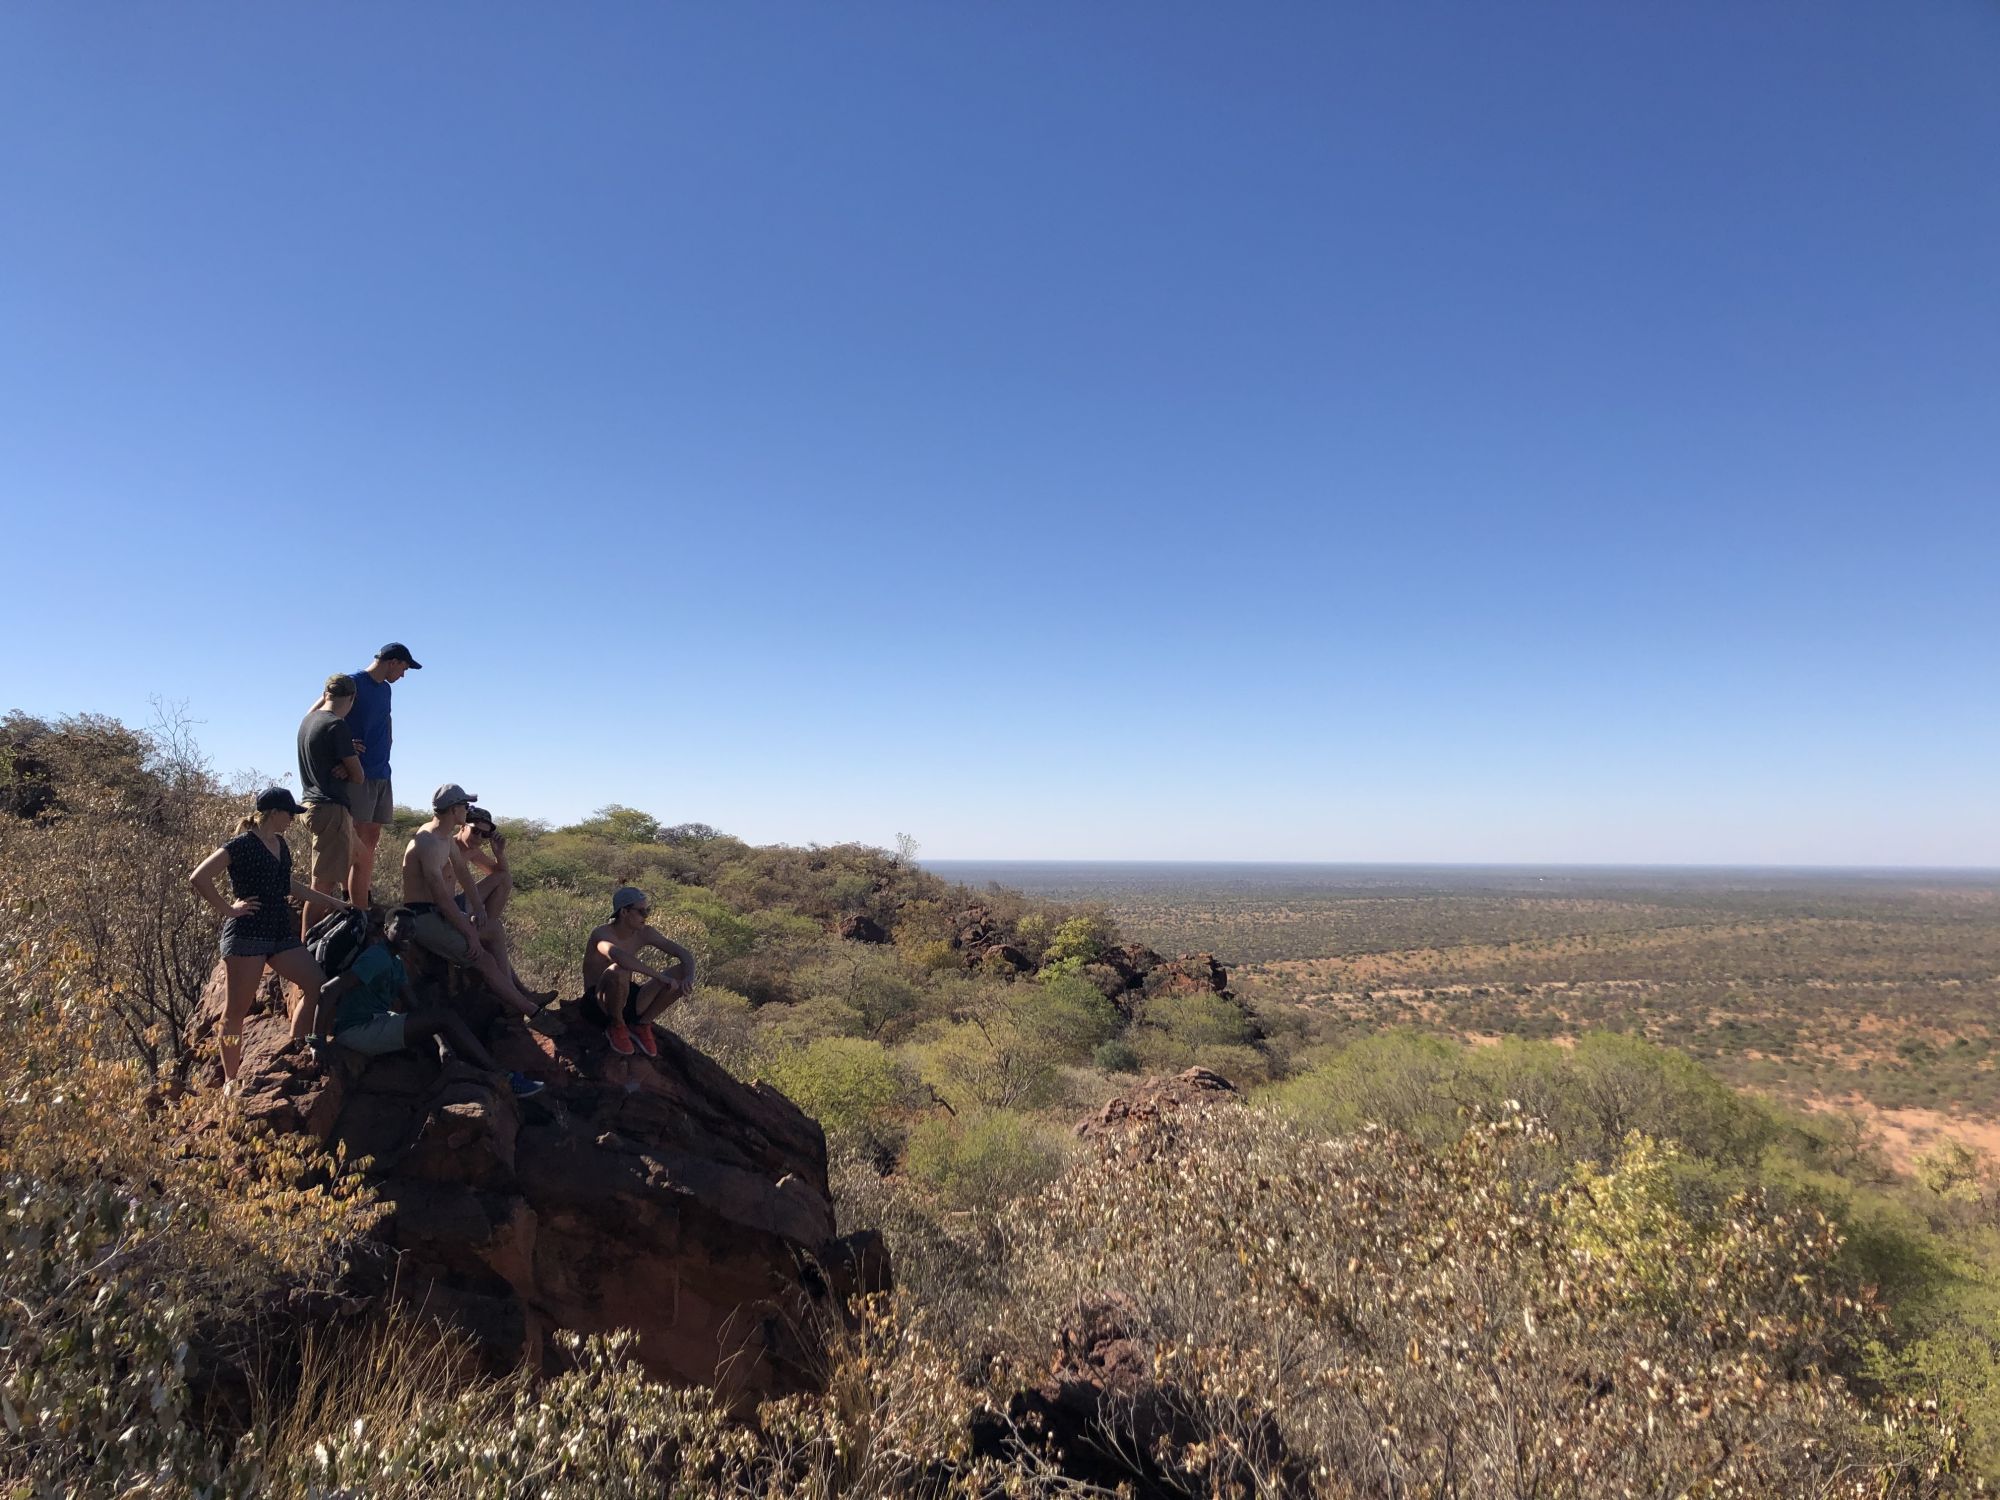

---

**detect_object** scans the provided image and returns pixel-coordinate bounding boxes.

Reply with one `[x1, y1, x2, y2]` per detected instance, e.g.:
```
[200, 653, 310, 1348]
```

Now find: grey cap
[612, 886, 649, 913]
[431, 783, 477, 812]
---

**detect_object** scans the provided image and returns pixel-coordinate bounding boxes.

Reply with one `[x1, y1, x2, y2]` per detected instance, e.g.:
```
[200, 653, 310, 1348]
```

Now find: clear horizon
[4, 2, 1995, 866]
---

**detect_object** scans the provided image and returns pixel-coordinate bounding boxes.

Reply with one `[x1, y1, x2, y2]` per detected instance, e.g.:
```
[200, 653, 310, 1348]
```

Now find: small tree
[0, 708, 225, 1081]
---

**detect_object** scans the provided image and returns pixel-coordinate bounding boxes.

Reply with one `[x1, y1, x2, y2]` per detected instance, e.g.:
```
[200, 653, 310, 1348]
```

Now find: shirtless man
[582, 886, 696, 1057]
[451, 805, 543, 998]
[400, 783, 544, 1017]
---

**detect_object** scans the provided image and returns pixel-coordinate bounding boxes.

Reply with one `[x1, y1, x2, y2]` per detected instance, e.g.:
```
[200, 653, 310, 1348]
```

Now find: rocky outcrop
[190, 962, 885, 1402]
[1141, 951, 1233, 1001]
[837, 913, 890, 944]
[1075, 1067, 1241, 1141]
[971, 1291, 1306, 1497]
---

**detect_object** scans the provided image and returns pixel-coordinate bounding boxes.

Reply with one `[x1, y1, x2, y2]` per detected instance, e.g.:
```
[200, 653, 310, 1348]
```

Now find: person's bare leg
[469, 944, 539, 1016]
[349, 821, 384, 906]
[632, 974, 682, 1026]
[404, 1009, 499, 1071]
[220, 956, 265, 1086]
[474, 873, 541, 992]
[270, 946, 330, 1040]
[477, 869, 511, 920]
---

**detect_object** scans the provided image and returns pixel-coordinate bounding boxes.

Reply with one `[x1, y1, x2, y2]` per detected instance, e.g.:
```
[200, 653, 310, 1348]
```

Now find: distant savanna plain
[932, 860, 2000, 1172]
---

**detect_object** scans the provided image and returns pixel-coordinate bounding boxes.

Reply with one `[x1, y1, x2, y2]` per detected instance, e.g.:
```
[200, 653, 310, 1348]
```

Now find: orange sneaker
[605, 1020, 635, 1056]
[631, 1024, 658, 1059]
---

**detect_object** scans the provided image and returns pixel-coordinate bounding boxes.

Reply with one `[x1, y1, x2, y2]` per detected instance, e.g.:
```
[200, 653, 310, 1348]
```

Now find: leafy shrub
[1092, 1037, 1141, 1074]
[998, 1105, 1966, 1496]
[762, 1038, 912, 1157]
[1037, 913, 1113, 971]
[1272, 1028, 1777, 1169]
[903, 1110, 1072, 1210]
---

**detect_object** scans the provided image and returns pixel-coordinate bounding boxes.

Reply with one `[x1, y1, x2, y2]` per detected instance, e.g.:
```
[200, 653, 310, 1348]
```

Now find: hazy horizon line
[921, 857, 2000, 875]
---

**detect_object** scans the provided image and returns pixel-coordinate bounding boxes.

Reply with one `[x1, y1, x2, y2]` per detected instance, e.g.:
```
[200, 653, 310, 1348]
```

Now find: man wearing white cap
[581, 886, 697, 1057]
[399, 782, 545, 1016]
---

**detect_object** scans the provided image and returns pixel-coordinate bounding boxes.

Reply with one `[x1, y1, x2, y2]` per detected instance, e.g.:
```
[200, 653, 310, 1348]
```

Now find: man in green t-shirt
[319, 911, 544, 1098]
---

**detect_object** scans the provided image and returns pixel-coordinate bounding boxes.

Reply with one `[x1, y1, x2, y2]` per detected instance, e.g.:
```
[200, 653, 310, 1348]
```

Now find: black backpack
[306, 906, 372, 980]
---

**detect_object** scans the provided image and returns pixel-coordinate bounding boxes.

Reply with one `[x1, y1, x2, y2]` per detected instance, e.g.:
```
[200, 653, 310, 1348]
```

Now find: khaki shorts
[409, 907, 475, 965]
[347, 778, 394, 825]
[334, 1012, 407, 1056]
[304, 801, 352, 897]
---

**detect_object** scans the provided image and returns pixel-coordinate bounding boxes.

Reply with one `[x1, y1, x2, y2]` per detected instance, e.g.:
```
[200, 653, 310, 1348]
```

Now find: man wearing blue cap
[345, 642, 421, 903]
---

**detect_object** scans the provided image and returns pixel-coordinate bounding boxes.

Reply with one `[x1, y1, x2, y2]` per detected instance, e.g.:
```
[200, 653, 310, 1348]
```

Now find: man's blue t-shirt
[332, 943, 404, 1034]
[347, 670, 393, 780]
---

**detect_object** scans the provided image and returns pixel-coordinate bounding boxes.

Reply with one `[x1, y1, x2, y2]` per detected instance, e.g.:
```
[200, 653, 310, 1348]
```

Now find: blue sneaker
[508, 1072, 546, 1099]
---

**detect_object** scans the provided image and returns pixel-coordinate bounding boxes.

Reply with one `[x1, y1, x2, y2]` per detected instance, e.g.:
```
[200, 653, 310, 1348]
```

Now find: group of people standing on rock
[187, 641, 698, 1097]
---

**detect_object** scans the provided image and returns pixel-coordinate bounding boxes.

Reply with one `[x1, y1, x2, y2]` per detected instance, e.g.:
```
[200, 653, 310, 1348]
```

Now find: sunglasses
[628, 906, 651, 918]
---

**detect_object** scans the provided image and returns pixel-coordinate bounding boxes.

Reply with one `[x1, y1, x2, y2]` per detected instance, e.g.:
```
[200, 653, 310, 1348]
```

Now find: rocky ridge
[191, 961, 884, 1402]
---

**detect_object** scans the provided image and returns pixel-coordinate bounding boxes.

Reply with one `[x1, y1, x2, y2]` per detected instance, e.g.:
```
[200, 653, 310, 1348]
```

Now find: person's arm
[426, 840, 483, 945]
[189, 846, 257, 919]
[445, 842, 493, 928]
[592, 934, 675, 983]
[289, 877, 354, 915]
[459, 835, 502, 875]
[331, 721, 365, 785]
[641, 927, 697, 993]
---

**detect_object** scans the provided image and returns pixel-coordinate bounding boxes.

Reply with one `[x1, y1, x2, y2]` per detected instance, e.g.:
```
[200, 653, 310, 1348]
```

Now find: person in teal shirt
[319, 909, 544, 1098]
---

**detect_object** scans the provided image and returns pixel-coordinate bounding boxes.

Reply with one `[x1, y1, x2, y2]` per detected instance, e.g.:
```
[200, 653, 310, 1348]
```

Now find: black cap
[376, 642, 423, 669]
[255, 787, 307, 816]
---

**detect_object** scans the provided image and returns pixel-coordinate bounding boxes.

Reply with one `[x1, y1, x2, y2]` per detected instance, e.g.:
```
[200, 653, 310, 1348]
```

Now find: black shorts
[576, 972, 641, 1026]
[220, 926, 304, 960]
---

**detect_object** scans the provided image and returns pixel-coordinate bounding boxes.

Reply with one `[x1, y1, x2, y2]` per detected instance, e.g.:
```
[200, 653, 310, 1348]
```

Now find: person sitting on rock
[581, 886, 696, 1057]
[188, 787, 358, 1093]
[399, 783, 548, 1017]
[318, 908, 544, 1097]
[451, 804, 540, 999]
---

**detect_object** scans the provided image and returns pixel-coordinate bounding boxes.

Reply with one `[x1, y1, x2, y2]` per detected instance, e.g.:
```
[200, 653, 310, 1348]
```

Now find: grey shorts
[335, 1012, 407, 1056]
[347, 778, 394, 825]
[408, 906, 476, 965]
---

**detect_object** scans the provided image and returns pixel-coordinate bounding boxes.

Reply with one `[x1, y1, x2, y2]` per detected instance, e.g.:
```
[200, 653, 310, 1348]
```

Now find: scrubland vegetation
[2, 712, 1997, 1494]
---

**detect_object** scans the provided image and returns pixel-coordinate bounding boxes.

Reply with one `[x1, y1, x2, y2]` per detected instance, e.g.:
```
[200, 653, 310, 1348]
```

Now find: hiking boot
[605, 1020, 636, 1056]
[508, 1072, 546, 1099]
[631, 1024, 658, 1059]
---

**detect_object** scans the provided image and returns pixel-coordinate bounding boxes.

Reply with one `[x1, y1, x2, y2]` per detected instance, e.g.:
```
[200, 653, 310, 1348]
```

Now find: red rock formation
[971, 1289, 1305, 1496]
[837, 913, 890, 944]
[1074, 1066, 1241, 1141]
[190, 962, 884, 1402]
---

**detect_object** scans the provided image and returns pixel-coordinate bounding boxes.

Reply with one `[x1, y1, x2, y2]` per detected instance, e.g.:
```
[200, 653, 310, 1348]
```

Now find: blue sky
[2, 2, 1994, 864]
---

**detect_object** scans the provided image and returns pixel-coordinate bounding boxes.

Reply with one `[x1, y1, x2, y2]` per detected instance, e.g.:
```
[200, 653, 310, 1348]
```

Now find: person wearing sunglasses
[398, 783, 547, 1017]
[449, 804, 549, 1004]
[580, 886, 696, 1057]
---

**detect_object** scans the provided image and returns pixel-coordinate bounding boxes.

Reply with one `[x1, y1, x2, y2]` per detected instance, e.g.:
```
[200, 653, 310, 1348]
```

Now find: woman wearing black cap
[188, 787, 356, 1092]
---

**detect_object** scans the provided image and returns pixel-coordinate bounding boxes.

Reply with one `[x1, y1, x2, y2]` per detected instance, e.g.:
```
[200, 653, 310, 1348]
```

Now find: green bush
[1271, 1029, 1776, 1168]
[1038, 913, 1114, 971]
[1143, 989, 1258, 1050]
[903, 1109, 1072, 1210]
[761, 1038, 911, 1157]
[1092, 1038, 1141, 1074]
